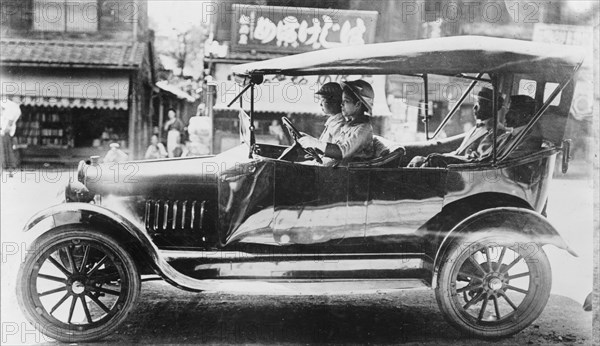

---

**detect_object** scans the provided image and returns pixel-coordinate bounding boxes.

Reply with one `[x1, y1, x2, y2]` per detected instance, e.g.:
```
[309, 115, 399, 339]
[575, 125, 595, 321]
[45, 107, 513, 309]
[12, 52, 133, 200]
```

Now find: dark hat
[315, 82, 342, 100]
[509, 95, 536, 114]
[473, 87, 504, 105]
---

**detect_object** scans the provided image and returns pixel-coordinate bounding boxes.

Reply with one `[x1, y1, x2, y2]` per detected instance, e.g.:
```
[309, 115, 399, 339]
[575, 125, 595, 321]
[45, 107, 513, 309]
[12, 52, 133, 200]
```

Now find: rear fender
[431, 207, 576, 288]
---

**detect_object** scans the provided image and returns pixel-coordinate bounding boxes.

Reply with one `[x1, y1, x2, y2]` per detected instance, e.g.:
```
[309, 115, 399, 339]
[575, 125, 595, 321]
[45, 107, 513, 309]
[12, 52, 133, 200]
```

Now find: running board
[154, 250, 432, 294]
[210, 279, 430, 295]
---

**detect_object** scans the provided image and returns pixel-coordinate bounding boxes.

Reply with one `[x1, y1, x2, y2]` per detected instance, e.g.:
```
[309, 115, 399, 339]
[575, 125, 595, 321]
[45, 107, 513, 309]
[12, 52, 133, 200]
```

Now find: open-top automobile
[16, 35, 585, 342]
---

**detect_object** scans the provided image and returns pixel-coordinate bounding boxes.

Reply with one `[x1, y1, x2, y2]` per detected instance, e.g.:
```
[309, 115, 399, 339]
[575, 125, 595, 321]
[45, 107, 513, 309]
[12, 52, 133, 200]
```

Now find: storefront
[0, 39, 154, 166]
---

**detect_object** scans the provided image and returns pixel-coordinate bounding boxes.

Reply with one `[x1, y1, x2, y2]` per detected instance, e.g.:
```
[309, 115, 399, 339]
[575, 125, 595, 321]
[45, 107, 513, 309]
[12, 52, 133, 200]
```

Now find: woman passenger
[298, 79, 374, 165]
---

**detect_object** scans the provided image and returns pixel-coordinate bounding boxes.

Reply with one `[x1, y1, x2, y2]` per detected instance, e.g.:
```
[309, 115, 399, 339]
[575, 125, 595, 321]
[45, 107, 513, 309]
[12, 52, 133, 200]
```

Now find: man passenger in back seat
[488, 95, 543, 159]
[408, 87, 506, 167]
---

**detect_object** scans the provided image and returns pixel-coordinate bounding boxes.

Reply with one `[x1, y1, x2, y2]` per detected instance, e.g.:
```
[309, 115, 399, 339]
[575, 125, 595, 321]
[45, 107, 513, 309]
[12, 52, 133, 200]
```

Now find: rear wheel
[435, 235, 551, 338]
[17, 225, 140, 342]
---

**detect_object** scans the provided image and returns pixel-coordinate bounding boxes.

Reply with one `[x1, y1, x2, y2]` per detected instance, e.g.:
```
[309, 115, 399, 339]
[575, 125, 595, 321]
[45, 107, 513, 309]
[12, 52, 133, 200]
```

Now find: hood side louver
[145, 200, 206, 233]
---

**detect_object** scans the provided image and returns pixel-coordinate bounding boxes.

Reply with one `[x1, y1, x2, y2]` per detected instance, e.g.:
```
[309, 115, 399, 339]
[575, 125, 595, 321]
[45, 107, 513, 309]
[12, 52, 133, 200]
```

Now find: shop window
[543, 82, 562, 107]
[16, 109, 74, 148]
[33, 0, 98, 32]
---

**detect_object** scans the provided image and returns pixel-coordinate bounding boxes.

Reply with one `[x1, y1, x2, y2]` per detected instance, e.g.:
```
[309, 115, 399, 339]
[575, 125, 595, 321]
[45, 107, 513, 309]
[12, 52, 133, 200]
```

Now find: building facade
[1, 0, 155, 165]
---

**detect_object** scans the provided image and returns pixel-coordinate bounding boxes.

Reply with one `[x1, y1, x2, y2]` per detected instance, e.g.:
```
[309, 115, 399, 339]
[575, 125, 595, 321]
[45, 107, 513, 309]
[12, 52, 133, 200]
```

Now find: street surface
[0, 162, 594, 345]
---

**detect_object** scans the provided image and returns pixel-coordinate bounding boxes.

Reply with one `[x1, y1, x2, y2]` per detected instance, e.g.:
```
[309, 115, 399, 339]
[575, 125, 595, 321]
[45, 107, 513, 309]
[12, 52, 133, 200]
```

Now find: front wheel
[435, 235, 551, 338]
[16, 225, 140, 342]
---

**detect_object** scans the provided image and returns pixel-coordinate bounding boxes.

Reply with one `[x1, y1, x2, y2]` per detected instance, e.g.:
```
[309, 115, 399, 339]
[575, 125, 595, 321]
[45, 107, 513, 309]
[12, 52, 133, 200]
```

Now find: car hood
[82, 145, 253, 197]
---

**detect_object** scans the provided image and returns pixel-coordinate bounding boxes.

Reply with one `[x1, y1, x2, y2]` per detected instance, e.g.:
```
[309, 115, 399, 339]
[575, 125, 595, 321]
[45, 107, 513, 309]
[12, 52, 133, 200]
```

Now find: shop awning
[0, 69, 130, 110]
[214, 75, 391, 116]
[156, 81, 196, 102]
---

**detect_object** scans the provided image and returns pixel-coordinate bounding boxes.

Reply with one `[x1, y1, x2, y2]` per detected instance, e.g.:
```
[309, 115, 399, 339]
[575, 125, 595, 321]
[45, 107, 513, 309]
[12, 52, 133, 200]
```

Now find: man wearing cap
[315, 82, 345, 143]
[408, 86, 506, 167]
[298, 80, 374, 165]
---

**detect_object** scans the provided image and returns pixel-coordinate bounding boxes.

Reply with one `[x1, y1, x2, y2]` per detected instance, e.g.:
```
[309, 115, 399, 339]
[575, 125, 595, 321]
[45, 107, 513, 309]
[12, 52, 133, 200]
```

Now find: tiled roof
[0, 39, 146, 69]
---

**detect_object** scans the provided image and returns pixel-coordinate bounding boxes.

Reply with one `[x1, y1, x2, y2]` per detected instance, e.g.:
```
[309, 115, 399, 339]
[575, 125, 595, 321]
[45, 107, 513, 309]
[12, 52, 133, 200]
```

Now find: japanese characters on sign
[231, 4, 378, 53]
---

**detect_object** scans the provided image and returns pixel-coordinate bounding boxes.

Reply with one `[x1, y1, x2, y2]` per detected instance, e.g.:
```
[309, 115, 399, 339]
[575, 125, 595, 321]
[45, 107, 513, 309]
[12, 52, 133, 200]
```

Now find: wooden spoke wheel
[17, 226, 140, 342]
[435, 236, 551, 338]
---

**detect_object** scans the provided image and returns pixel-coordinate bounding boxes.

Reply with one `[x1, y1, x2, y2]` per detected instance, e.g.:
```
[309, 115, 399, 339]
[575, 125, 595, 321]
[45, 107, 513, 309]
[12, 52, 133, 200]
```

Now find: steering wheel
[281, 117, 323, 164]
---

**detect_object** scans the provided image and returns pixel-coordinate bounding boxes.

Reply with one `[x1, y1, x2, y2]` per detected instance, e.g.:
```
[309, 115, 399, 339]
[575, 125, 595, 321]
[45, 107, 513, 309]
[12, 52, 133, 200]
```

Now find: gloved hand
[298, 135, 327, 153]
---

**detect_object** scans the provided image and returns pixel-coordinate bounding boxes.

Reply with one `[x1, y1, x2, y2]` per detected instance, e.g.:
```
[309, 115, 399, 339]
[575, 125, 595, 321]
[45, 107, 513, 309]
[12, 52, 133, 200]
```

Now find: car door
[273, 162, 358, 245]
[366, 167, 448, 253]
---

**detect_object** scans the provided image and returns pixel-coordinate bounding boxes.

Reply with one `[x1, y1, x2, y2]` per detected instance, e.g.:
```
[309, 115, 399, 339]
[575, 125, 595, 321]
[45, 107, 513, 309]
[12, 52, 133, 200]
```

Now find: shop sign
[231, 4, 378, 53]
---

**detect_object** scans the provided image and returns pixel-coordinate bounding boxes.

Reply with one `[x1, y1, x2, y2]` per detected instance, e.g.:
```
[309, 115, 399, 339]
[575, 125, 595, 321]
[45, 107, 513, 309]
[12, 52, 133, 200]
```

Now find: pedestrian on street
[186, 103, 210, 155]
[103, 142, 128, 163]
[1, 99, 22, 171]
[144, 134, 168, 159]
[164, 108, 185, 158]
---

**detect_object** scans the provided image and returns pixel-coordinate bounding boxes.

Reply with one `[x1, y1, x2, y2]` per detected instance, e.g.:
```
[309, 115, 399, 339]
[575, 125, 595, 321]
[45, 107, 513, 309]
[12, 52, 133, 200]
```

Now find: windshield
[238, 109, 252, 148]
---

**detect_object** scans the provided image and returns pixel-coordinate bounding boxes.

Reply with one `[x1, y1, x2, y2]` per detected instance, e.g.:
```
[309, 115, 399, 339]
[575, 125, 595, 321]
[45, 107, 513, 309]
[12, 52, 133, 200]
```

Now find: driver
[315, 82, 345, 142]
[298, 80, 374, 165]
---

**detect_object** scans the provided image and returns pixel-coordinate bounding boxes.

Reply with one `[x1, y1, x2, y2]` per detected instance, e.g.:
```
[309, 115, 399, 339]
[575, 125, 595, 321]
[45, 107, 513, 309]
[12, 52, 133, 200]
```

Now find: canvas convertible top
[231, 36, 585, 77]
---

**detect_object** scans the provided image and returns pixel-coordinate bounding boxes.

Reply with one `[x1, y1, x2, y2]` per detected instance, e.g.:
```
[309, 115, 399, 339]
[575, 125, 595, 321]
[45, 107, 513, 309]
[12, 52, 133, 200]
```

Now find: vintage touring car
[17, 36, 585, 342]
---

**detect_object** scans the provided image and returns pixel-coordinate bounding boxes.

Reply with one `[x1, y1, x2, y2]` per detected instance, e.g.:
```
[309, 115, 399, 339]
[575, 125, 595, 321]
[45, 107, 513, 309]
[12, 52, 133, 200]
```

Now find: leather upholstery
[349, 135, 405, 168]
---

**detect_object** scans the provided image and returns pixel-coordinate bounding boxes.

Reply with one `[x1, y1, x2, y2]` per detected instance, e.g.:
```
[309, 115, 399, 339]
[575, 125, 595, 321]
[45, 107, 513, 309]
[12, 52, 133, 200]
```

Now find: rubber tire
[16, 225, 141, 343]
[435, 235, 552, 338]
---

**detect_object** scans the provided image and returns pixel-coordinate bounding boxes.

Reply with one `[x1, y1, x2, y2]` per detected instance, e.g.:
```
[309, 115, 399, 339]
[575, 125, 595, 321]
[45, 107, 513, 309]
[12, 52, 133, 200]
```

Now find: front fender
[25, 202, 152, 245]
[23, 203, 199, 291]
[431, 207, 576, 288]
[23, 202, 161, 267]
[22, 203, 294, 293]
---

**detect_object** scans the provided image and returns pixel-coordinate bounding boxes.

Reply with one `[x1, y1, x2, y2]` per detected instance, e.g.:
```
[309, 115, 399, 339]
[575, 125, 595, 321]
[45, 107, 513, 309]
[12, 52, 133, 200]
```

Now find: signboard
[231, 4, 378, 54]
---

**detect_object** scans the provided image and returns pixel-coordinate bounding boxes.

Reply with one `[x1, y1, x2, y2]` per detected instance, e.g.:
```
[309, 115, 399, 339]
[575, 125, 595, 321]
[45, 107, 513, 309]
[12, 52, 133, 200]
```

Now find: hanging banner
[231, 4, 378, 54]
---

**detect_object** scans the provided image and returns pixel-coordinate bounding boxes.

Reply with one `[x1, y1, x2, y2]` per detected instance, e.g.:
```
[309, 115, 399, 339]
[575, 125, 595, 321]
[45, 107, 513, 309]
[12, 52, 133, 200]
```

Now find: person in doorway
[164, 108, 185, 158]
[298, 80, 374, 165]
[144, 134, 168, 159]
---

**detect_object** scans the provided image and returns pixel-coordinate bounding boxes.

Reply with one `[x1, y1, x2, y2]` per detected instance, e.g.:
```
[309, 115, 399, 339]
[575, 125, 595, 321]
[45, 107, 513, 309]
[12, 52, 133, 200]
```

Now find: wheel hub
[71, 281, 85, 295]
[488, 277, 503, 291]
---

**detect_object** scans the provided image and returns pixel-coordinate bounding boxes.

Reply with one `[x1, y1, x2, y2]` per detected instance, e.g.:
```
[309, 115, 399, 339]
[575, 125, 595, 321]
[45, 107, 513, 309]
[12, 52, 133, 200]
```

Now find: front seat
[349, 135, 405, 168]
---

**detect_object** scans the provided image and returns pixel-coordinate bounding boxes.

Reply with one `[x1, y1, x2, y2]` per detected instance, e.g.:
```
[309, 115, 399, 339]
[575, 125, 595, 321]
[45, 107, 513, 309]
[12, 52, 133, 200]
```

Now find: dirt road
[72, 281, 592, 345]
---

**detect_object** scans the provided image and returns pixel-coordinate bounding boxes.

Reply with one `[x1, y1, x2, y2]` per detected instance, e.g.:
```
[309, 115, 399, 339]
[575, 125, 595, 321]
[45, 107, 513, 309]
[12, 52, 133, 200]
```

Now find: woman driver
[298, 79, 374, 165]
